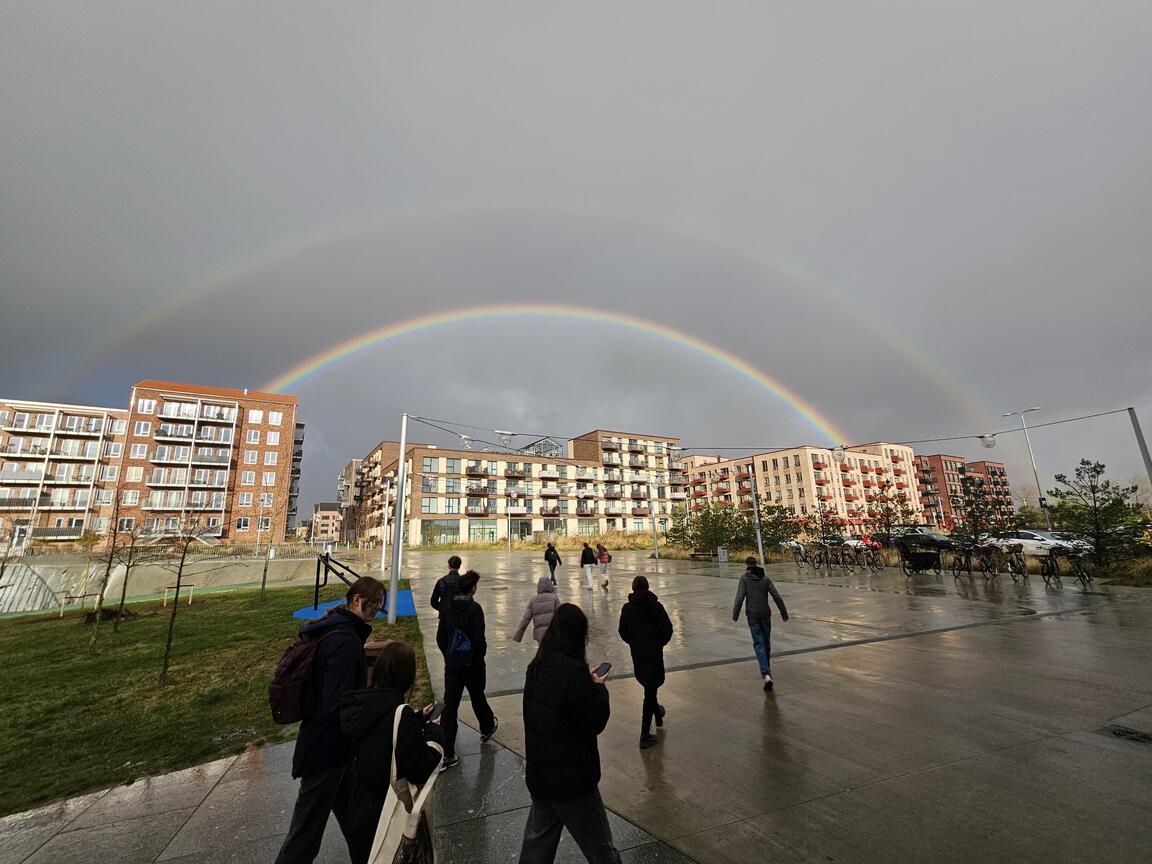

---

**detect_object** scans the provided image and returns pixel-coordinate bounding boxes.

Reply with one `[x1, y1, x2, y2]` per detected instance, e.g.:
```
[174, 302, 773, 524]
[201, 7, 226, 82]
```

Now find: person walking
[436, 569, 498, 771]
[430, 555, 462, 612]
[518, 604, 621, 864]
[732, 556, 789, 691]
[514, 576, 561, 643]
[544, 543, 562, 585]
[617, 575, 673, 749]
[579, 543, 597, 590]
[596, 545, 611, 589]
[339, 641, 445, 864]
[275, 577, 385, 864]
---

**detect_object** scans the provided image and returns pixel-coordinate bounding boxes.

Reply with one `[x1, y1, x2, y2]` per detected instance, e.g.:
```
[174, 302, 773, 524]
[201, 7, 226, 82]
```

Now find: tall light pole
[387, 414, 408, 624]
[378, 475, 392, 579]
[1129, 408, 1152, 490]
[748, 460, 766, 564]
[1003, 408, 1051, 530]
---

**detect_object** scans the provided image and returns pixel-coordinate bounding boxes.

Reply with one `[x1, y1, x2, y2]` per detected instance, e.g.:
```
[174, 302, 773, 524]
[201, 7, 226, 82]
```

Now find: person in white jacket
[513, 577, 561, 643]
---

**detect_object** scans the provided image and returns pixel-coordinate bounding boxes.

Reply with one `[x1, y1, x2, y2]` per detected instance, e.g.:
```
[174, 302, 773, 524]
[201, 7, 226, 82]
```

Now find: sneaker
[655, 705, 666, 728]
[601, 577, 609, 589]
[763, 675, 773, 691]
[439, 756, 460, 772]
[639, 733, 658, 749]
[480, 716, 499, 743]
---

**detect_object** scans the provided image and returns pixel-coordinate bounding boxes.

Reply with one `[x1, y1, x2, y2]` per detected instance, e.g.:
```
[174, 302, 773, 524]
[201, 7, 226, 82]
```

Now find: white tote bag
[367, 705, 444, 864]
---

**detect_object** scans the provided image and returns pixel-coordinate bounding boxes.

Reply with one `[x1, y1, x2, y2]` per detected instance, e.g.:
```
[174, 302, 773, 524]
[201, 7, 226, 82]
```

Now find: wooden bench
[689, 549, 714, 561]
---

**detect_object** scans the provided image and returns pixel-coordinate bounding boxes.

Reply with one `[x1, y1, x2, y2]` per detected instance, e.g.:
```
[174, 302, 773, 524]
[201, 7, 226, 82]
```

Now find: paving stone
[69, 757, 234, 829]
[432, 745, 531, 826]
[0, 792, 106, 864]
[22, 808, 193, 864]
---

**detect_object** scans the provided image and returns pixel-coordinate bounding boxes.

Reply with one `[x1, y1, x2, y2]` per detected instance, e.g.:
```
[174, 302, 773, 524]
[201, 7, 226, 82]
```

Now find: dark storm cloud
[2, 2, 1151, 511]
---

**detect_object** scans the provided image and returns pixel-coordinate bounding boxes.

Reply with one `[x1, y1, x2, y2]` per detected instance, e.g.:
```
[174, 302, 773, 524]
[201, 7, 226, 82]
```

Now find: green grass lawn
[0, 583, 431, 817]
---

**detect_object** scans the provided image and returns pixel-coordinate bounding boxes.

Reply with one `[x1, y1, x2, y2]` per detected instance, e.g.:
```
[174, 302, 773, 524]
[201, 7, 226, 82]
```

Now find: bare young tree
[109, 522, 171, 634]
[258, 489, 292, 601]
[865, 479, 919, 541]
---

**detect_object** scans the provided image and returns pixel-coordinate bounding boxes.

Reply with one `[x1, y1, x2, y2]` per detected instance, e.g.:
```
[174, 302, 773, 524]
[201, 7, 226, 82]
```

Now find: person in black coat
[618, 575, 674, 749]
[518, 603, 621, 864]
[276, 578, 384, 864]
[429, 555, 462, 612]
[579, 542, 597, 590]
[435, 569, 497, 770]
[340, 641, 445, 864]
[544, 543, 562, 585]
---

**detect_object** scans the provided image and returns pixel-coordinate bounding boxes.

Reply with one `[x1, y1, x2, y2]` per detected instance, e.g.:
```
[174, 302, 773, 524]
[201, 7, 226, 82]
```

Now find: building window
[241, 471, 255, 486]
[117, 517, 135, 531]
[422, 476, 436, 493]
[104, 442, 123, 458]
[422, 456, 439, 473]
[259, 516, 271, 531]
[137, 399, 156, 414]
[121, 489, 139, 505]
[261, 471, 277, 487]
[266, 431, 280, 445]
[259, 492, 273, 507]
[445, 478, 461, 494]
[420, 519, 459, 545]
[130, 443, 148, 459]
[445, 498, 460, 514]
[133, 421, 151, 437]
[469, 519, 497, 543]
[246, 430, 260, 444]
[125, 466, 143, 482]
[239, 492, 253, 506]
[268, 411, 283, 426]
[248, 409, 264, 424]
[421, 498, 437, 514]
[100, 465, 119, 481]
[264, 451, 277, 466]
[446, 458, 460, 474]
[236, 517, 250, 531]
[244, 450, 258, 464]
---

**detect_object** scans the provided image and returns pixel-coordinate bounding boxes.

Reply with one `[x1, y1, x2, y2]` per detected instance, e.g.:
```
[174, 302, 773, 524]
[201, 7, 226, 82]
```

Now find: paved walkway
[3, 551, 1151, 863]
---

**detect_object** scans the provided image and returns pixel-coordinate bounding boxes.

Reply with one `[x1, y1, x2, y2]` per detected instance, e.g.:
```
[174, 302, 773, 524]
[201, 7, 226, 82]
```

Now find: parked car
[990, 529, 1088, 556]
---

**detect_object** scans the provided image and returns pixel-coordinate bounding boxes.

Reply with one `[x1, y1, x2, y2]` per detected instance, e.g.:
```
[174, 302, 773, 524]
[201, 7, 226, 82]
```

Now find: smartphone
[426, 703, 445, 723]
[592, 662, 612, 678]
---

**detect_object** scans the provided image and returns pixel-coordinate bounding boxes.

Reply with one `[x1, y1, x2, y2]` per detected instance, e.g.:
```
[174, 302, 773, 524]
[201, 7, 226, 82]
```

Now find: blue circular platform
[292, 589, 417, 621]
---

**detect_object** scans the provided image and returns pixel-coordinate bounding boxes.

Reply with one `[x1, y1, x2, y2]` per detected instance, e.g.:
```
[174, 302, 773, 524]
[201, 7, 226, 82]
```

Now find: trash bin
[717, 545, 729, 563]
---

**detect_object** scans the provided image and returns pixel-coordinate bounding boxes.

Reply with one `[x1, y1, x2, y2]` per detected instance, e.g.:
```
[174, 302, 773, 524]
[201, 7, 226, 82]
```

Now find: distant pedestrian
[275, 577, 384, 864]
[596, 545, 611, 589]
[435, 569, 498, 771]
[514, 577, 561, 643]
[732, 556, 789, 691]
[544, 543, 562, 584]
[339, 641, 444, 864]
[430, 555, 462, 613]
[618, 575, 673, 749]
[580, 543, 597, 590]
[518, 604, 621, 863]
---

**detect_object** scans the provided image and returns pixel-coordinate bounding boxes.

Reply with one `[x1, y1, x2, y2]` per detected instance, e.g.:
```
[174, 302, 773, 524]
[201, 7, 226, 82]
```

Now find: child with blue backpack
[435, 569, 498, 771]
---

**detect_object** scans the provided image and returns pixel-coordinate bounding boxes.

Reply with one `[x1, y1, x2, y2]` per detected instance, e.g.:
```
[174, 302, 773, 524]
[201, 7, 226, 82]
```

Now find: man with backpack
[544, 543, 562, 585]
[274, 577, 384, 864]
[435, 569, 498, 771]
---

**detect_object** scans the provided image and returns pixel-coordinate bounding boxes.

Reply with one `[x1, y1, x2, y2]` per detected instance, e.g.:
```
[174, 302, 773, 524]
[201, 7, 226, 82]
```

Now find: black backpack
[269, 630, 337, 724]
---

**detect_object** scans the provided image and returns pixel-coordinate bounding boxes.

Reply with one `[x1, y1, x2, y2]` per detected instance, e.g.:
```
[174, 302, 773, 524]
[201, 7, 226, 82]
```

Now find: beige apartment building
[353, 430, 687, 546]
[311, 502, 341, 542]
[0, 381, 303, 547]
[683, 442, 923, 531]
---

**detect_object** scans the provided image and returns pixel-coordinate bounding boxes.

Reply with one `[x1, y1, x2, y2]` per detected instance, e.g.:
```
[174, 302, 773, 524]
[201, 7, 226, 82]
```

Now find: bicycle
[782, 542, 808, 569]
[866, 549, 886, 572]
[1000, 543, 1027, 582]
[951, 546, 974, 578]
[1039, 552, 1061, 586]
[975, 545, 999, 580]
[1062, 549, 1094, 587]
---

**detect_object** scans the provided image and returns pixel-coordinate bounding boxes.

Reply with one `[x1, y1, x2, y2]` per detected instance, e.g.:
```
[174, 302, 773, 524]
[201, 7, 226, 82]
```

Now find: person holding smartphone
[518, 604, 621, 863]
[339, 641, 445, 864]
[618, 575, 674, 749]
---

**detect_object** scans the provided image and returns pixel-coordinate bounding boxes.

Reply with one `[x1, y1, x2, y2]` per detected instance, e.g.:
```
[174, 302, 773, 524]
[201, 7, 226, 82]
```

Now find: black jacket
[618, 589, 674, 688]
[435, 593, 487, 662]
[291, 607, 372, 778]
[340, 688, 445, 795]
[544, 547, 562, 565]
[522, 648, 610, 800]
[580, 546, 597, 566]
[430, 570, 460, 612]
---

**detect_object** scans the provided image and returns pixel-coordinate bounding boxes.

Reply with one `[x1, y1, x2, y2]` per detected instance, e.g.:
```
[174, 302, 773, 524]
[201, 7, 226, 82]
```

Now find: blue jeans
[747, 615, 773, 677]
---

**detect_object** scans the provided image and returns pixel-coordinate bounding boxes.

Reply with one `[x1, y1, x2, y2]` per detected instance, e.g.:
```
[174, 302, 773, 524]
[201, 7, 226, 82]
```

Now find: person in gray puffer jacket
[513, 576, 561, 643]
[732, 556, 789, 691]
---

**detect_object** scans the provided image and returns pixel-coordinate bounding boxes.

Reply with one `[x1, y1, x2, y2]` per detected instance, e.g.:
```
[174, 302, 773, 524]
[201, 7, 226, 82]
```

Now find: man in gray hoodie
[733, 556, 789, 691]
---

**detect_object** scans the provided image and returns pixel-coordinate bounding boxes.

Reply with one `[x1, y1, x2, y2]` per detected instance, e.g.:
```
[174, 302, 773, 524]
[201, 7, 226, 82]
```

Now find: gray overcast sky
[2, 2, 1150, 513]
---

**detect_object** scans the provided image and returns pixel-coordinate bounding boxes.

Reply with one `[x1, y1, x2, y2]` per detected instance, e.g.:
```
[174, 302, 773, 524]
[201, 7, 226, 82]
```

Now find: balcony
[602, 456, 622, 466]
[895, 482, 907, 489]
[198, 407, 237, 424]
[155, 427, 195, 442]
[539, 506, 561, 516]
[504, 468, 527, 479]
[690, 477, 706, 486]
[51, 446, 100, 461]
[600, 440, 619, 452]
[603, 471, 622, 482]
[190, 453, 230, 466]
[669, 491, 687, 500]
[465, 484, 490, 496]
[628, 490, 646, 500]
[30, 527, 84, 540]
[540, 486, 562, 497]
[714, 485, 730, 495]
[691, 489, 707, 499]
[862, 480, 874, 488]
[690, 503, 705, 512]
[893, 468, 906, 476]
[465, 506, 487, 515]
[919, 465, 935, 473]
[844, 494, 858, 502]
[0, 497, 38, 509]
[605, 505, 625, 515]
[815, 478, 830, 486]
[819, 494, 834, 501]
[505, 484, 529, 497]
[860, 466, 872, 474]
[627, 458, 647, 468]
[44, 474, 96, 485]
[539, 468, 560, 480]
[627, 444, 646, 454]
[465, 466, 489, 477]
[813, 461, 829, 470]
[736, 471, 751, 481]
[839, 463, 850, 472]
[0, 471, 45, 484]
[57, 420, 106, 437]
[3, 446, 49, 459]
[507, 505, 529, 515]
[576, 507, 597, 516]
[842, 478, 856, 487]
[717, 501, 734, 508]
[603, 488, 622, 500]
[631, 507, 650, 516]
[738, 483, 753, 494]
[575, 468, 596, 479]
[188, 478, 226, 488]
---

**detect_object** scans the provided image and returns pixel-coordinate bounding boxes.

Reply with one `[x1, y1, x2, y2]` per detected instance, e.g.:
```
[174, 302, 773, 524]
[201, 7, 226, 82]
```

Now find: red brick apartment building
[916, 454, 1014, 529]
[0, 381, 303, 547]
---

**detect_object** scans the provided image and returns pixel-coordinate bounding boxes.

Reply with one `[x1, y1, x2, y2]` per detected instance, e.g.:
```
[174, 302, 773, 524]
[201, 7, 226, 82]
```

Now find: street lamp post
[748, 460, 766, 564]
[387, 414, 409, 624]
[1003, 408, 1051, 530]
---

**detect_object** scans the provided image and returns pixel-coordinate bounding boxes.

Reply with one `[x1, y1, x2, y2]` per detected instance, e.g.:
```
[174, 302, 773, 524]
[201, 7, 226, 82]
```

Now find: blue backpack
[447, 627, 473, 671]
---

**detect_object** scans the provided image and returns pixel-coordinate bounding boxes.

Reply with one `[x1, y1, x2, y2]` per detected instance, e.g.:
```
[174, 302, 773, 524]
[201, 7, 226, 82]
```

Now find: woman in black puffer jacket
[518, 603, 621, 863]
[617, 575, 674, 749]
[340, 641, 444, 864]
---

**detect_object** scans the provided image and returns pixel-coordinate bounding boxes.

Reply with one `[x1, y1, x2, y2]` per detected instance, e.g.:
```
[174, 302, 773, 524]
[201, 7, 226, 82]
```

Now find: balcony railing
[44, 474, 96, 485]
[3, 446, 49, 459]
[0, 497, 38, 509]
[540, 487, 562, 497]
[465, 484, 491, 496]
[465, 506, 487, 515]
[627, 458, 647, 468]
[199, 407, 237, 423]
[631, 507, 650, 516]
[575, 468, 596, 479]
[813, 462, 829, 470]
[31, 527, 84, 539]
[57, 420, 106, 436]
[190, 453, 230, 465]
[603, 489, 622, 499]
[0, 471, 45, 483]
[629, 490, 646, 500]
[505, 485, 529, 497]
[51, 446, 100, 461]
[155, 427, 195, 441]
[507, 505, 529, 515]
[602, 456, 622, 466]
[504, 468, 527, 479]
[576, 507, 597, 516]
[539, 468, 560, 480]
[465, 466, 489, 477]
[669, 492, 687, 500]
[714, 486, 730, 495]
[539, 506, 561, 516]
[600, 440, 619, 451]
[626, 444, 646, 454]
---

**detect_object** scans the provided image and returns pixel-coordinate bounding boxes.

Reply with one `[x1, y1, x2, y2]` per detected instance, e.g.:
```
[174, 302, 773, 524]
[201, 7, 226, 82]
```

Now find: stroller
[897, 537, 941, 576]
